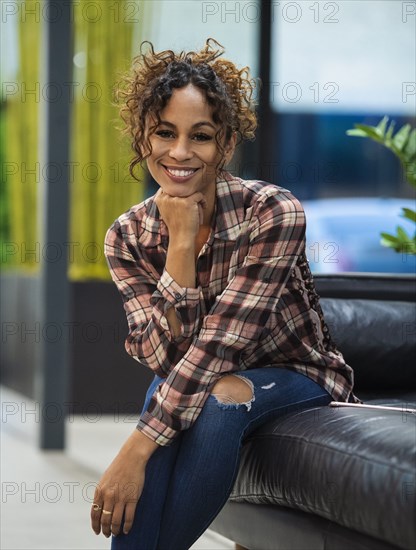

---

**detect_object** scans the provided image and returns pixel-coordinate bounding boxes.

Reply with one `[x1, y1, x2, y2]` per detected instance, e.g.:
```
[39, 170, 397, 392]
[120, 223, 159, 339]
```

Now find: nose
[168, 137, 193, 161]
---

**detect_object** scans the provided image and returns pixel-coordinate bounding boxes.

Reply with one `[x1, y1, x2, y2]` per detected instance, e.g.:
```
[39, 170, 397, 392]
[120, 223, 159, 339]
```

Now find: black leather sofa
[210, 273, 416, 550]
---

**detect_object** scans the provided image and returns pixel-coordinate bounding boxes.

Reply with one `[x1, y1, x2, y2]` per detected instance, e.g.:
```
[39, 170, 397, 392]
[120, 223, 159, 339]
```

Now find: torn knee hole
[211, 374, 254, 404]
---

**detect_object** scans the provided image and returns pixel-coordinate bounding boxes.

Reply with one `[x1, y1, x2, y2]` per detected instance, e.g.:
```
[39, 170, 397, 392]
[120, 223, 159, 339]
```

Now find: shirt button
[174, 292, 182, 300]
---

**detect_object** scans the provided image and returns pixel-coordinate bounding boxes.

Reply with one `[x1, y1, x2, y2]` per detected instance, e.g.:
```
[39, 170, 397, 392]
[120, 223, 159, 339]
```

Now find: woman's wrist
[168, 238, 195, 255]
[165, 242, 196, 289]
[120, 428, 160, 464]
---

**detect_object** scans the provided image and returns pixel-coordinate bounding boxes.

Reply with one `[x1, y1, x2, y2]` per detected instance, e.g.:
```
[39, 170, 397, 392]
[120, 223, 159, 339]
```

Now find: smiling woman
[92, 39, 360, 550]
[147, 85, 232, 211]
[116, 39, 256, 179]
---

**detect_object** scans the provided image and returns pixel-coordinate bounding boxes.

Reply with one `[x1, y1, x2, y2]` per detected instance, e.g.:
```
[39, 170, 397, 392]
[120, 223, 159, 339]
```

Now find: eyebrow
[158, 120, 217, 131]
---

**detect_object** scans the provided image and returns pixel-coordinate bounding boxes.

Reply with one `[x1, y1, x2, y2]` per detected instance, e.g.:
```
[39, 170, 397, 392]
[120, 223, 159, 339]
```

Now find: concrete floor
[1, 386, 234, 550]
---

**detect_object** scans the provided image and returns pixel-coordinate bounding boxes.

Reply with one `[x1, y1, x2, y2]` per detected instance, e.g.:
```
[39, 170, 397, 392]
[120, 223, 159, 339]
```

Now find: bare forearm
[123, 429, 160, 463]
[165, 239, 196, 287]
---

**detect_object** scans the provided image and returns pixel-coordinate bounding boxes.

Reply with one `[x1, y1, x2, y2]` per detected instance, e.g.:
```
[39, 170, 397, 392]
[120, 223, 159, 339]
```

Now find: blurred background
[0, 1, 415, 547]
[1, 0, 415, 447]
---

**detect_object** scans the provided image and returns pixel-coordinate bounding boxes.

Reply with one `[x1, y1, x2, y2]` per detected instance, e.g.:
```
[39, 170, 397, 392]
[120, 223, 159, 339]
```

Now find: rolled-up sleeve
[104, 221, 203, 377]
[137, 192, 307, 445]
[152, 270, 203, 339]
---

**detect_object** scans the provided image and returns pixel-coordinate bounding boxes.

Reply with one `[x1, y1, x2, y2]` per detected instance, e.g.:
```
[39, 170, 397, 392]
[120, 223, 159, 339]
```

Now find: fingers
[157, 189, 206, 206]
[91, 502, 103, 535]
[91, 484, 106, 535]
[91, 485, 139, 538]
[155, 191, 207, 238]
[91, 502, 128, 538]
[100, 502, 115, 538]
[91, 484, 116, 538]
[110, 502, 125, 537]
[123, 501, 137, 535]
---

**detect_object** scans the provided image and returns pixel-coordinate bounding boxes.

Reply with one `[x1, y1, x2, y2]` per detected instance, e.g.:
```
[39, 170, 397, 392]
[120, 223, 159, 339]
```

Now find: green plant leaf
[380, 231, 416, 254]
[404, 129, 416, 159]
[385, 119, 396, 142]
[399, 239, 416, 255]
[348, 117, 416, 253]
[396, 225, 411, 242]
[376, 115, 389, 137]
[393, 123, 411, 152]
[346, 124, 383, 142]
[346, 128, 370, 137]
[380, 231, 399, 243]
[354, 124, 384, 141]
[401, 207, 416, 223]
[380, 232, 400, 250]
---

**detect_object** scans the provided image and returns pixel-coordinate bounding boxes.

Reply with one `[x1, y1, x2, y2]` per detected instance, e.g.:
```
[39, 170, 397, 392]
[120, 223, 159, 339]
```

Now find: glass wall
[270, 0, 415, 273]
[1, 0, 413, 275]
[270, 0, 414, 198]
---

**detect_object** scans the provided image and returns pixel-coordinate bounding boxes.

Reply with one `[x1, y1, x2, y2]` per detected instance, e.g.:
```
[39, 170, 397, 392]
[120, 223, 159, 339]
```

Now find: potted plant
[347, 117, 416, 255]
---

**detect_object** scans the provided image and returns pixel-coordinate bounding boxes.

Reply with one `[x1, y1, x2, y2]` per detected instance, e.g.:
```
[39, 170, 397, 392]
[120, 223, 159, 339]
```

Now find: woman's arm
[104, 209, 202, 375]
[92, 192, 209, 537]
[154, 189, 207, 337]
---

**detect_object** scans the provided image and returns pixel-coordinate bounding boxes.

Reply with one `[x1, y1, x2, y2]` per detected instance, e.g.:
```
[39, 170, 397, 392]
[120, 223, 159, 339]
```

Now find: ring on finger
[92, 503, 102, 511]
[102, 509, 113, 515]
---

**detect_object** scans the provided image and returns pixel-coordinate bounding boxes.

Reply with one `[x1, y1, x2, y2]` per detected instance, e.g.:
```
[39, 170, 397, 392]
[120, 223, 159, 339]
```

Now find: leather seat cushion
[320, 298, 416, 391]
[229, 401, 416, 550]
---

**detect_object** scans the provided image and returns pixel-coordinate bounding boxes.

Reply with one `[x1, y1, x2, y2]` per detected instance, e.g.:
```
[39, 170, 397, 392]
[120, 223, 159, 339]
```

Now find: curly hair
[115, 38, 258, 181]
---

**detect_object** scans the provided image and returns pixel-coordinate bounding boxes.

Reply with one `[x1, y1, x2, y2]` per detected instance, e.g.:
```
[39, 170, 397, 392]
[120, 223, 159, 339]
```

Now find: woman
[91, 39, 358, 549]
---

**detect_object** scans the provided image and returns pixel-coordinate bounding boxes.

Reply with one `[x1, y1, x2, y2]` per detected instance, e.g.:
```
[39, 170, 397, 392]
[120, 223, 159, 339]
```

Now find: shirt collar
[212, 173, 246, 241]
[139, 173, 246, 247]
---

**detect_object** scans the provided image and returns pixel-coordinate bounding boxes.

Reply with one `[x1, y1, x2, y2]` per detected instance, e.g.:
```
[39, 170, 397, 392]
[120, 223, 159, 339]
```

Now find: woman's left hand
[90, 430, 159, 538]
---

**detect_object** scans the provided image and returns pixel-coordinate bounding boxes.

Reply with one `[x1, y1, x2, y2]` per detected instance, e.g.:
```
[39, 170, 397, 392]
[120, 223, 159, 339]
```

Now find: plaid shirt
[105, 174, 358, 446]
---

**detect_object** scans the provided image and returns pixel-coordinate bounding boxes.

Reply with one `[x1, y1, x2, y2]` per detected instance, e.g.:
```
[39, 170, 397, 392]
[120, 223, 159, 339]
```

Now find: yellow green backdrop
[1, 0, 147, 280]
[1, 0, 41, 272]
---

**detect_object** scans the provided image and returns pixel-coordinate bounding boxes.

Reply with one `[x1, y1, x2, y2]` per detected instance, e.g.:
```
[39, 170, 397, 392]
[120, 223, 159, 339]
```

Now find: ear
[224, 132, 237, 164]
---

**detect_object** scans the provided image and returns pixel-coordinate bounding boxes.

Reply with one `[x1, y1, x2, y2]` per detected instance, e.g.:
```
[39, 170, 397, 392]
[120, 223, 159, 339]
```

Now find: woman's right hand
[91, 430, 159, 538]
[154, 190, 207, 243]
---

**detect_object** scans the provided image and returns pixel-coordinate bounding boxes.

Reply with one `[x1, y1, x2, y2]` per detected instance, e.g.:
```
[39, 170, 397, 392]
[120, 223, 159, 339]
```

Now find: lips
[162, 165, 200, 183]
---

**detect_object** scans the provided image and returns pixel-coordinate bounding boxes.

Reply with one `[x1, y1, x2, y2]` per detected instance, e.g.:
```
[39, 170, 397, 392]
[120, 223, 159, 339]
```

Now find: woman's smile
[162, 164, 200, 183]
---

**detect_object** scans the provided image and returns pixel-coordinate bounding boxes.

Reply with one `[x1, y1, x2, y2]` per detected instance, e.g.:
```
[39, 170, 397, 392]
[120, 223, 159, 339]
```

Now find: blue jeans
[111, 367, 331, 550]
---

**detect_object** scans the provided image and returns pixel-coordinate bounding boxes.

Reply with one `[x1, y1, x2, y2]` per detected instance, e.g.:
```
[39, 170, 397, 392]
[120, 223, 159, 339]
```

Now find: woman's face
[146, 84, 235, 199]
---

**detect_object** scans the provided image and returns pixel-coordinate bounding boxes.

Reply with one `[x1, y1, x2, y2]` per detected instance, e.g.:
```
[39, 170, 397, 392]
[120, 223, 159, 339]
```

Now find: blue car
[302, 198, 416, 274]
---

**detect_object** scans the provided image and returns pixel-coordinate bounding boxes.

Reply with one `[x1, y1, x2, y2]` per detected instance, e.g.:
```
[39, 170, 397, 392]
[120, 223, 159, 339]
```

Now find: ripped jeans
[111, 367, 332, 550]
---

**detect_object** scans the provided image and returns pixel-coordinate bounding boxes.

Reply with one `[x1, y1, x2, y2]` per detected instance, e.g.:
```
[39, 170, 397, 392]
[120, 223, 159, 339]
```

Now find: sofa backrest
[314, 274, 415, 392]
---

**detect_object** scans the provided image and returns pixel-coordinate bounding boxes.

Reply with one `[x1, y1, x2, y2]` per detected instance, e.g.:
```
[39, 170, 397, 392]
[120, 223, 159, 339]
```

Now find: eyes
[154, 129, 214, 142]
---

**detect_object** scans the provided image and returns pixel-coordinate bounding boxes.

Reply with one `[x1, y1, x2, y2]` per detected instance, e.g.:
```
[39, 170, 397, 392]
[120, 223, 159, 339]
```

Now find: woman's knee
[211, 374, 254, 404]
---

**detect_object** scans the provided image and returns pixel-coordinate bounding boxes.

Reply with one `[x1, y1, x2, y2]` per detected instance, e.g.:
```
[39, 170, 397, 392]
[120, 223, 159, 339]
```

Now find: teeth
[167, 168, 196, 177]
